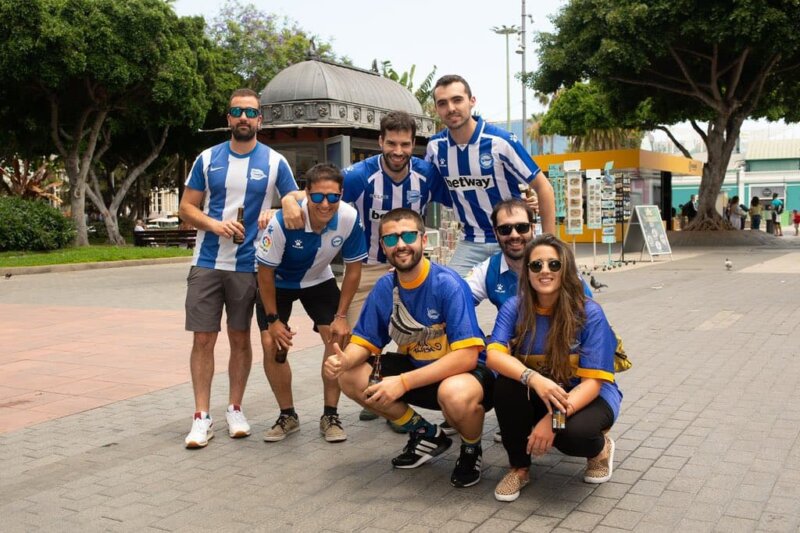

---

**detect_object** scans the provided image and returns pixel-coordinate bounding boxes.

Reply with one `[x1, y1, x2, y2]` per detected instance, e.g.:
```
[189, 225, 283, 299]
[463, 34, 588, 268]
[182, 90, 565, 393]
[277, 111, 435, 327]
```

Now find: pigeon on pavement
[724, 258, 733, 271]
[590, 275, 608, 292]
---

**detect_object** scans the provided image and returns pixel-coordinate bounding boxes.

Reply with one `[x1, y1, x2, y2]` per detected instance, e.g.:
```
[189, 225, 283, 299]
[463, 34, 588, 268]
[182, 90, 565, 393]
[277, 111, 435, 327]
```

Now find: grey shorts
[185, 266, 257, 332]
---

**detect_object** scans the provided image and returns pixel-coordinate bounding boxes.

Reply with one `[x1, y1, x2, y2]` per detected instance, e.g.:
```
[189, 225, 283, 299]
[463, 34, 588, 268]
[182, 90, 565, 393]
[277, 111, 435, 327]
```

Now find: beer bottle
[551, 383, 567, 433]
[368, 354, 382, 386]
[233, 206, 245, 244]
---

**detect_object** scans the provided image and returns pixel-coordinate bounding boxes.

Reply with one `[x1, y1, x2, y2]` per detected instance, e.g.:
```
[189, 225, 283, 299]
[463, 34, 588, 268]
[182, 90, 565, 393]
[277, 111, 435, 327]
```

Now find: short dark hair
[491, 198, 534, 227]
[304, 163, 343, 190]
[379, 208, 425, 235]
[380, 111, 416, 138]
[434, 74, 472, 99]
[229, 88, 259, 106]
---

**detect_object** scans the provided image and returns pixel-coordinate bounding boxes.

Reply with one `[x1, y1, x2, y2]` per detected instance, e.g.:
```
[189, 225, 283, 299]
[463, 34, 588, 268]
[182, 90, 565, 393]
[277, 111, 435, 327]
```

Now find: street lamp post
[519, 0, 529, 149]
[491, 25, 519, 132]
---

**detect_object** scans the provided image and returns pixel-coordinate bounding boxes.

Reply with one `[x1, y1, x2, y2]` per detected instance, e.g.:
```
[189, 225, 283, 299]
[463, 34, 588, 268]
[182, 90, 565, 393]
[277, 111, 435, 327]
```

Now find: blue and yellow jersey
[488, 296, 622, 419]
[351, 259, 485, 367]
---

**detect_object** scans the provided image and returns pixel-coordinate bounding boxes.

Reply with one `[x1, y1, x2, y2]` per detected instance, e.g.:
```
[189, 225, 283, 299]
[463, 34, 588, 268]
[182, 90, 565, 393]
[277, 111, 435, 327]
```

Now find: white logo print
[427, 308, 440, 320]
[496, 283, 506, 294]
[479, 153, 493, 170]
[439, 158, 447, 167]
[209, 166, 224, 172]
[292, 239, 304, 249]
[250, 169, 266, 180]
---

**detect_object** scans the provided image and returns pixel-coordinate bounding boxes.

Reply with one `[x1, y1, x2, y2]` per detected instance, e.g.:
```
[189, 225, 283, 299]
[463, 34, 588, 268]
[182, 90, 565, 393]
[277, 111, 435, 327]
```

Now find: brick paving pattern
[2, 236, 800, 531]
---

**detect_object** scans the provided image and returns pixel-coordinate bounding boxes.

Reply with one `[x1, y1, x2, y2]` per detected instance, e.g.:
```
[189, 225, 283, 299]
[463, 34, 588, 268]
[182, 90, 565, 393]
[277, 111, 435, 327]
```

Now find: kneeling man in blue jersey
[180, 88, 302, 448]
[256, 163, 367, 443]
[426, 74, 556, 276]
[325, 208, 494, 488]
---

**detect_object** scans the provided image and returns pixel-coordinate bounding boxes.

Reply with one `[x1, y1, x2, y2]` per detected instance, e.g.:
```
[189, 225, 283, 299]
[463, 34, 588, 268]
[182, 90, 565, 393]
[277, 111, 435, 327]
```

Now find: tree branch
[668, 46, 719, 109]
[741, 53, 781, 110]
[709, 44, 722, 102]
[610, 76, 699, 98]
[727, 47, 750, 101]
[655, 126, 693, 159]
[689, 119, 709, 145]
[47, 93, 68, 159]
[110, 126, 170, 212]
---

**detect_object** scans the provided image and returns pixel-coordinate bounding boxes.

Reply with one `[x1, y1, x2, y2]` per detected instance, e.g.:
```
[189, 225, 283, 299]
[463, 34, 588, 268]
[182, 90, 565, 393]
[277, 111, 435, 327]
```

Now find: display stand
[622, 205, 673, 261]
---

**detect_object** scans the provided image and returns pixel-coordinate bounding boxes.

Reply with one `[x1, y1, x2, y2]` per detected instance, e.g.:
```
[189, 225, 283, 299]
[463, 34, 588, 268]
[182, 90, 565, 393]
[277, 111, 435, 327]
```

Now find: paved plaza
[2, 236, 800, 532]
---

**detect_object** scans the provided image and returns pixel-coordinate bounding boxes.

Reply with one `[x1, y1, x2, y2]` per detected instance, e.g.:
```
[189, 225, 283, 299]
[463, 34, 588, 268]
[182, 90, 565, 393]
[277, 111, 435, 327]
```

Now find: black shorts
[377, 352, 494, 412]
[256, 278, 340, 331]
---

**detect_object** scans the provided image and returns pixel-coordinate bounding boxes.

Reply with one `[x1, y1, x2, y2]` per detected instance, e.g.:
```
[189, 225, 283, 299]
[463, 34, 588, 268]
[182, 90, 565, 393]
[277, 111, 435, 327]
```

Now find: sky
[172, 0, 567, 122]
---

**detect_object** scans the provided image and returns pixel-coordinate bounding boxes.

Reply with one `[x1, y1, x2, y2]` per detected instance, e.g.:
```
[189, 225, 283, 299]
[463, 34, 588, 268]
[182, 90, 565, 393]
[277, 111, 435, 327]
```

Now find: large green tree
[533, 0, 800, 230]
[0, 0, 228, 245]
[209, 0, 340, 93]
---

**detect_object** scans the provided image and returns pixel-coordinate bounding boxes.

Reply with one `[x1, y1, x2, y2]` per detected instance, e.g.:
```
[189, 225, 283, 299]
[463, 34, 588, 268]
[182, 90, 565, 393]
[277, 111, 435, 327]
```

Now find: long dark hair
[511, 234, 586, 384]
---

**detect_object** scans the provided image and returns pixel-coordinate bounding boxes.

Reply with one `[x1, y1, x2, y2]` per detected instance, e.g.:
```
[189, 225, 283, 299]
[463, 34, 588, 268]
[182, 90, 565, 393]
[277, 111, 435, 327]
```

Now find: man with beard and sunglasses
[180, 88, 304, 449]
[426, 75, 556, 276]
[325, 208, 494, 489]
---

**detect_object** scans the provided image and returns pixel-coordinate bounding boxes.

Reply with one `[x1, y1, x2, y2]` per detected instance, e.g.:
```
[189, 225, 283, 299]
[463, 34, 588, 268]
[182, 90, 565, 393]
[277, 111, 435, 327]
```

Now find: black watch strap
[264, 313, 280, 324]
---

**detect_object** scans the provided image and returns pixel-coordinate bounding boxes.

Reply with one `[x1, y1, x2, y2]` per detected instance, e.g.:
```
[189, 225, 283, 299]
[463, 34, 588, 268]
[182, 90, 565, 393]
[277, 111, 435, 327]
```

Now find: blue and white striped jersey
[255, 200, 367, 289]
[185, 141, 298, 272]
[426, 117, 542, 244]
[342, 155, 450, 265]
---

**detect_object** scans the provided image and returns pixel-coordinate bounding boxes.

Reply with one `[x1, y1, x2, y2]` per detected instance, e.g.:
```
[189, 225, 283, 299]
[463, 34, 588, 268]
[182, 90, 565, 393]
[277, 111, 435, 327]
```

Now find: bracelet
[399, 373, 410, 392]
[520, 368, 535, 386]
[333, 313, 347, 320]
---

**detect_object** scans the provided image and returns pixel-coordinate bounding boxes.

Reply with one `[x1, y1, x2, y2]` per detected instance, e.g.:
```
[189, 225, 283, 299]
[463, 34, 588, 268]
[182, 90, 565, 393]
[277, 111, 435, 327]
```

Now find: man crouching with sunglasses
[256, 163, 366, 443]
[325, 208, 494, 488]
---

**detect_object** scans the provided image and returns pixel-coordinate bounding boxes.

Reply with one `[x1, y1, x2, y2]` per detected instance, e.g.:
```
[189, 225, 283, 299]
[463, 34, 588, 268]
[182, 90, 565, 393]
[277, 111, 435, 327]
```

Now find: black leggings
[494, 375, 614, 468]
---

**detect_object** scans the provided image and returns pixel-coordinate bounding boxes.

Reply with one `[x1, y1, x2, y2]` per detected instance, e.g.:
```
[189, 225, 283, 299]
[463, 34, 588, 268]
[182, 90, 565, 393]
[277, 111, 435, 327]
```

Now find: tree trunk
[70, 184, 89, 246]
[101, 209, 125, 246]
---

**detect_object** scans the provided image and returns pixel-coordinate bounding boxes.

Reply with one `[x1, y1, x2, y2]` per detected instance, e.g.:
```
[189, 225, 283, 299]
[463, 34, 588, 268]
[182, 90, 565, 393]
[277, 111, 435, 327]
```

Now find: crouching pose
[486, 234, 622, 502]
[325, 208, 494, 488]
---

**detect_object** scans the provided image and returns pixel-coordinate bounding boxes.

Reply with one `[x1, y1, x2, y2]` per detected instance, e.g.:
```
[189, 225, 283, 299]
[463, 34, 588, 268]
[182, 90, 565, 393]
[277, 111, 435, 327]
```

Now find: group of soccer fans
[179, 75, 622, 502]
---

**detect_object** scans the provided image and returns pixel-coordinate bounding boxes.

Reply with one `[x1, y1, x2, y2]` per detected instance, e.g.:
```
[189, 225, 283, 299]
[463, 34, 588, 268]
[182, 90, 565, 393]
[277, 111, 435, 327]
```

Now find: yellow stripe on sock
[392, 407, 415, 426]
[461, 435, 481, 445]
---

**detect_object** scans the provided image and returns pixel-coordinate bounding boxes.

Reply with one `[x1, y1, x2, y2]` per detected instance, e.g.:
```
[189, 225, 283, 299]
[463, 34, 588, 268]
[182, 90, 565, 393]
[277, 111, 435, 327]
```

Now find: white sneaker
[185, 414, 214, 448]
[225, 405, 251, 438]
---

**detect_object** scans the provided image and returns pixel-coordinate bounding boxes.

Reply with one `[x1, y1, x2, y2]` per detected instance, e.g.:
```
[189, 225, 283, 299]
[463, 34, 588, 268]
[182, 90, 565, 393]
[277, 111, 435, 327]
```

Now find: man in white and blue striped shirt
[426, 75, 555, 276]
[179, 88, 304, 449]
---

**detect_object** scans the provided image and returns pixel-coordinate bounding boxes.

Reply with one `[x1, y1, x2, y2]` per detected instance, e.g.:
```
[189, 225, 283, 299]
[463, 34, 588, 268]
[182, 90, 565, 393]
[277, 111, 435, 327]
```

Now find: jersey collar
[379, 154, 412, 184]
[447, 115, 484, 147]
[499, 253, 511, 274]
[398, 257, 431, 290]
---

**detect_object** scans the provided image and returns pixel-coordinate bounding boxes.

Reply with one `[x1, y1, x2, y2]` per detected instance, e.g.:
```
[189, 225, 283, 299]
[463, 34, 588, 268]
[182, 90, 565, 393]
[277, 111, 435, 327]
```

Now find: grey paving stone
[600, 508, 643, 530]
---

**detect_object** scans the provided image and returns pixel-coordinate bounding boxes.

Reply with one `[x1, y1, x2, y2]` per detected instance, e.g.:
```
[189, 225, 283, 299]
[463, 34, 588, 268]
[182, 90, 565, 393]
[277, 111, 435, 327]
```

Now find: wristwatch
[263, 313, 280, 324]
[520, 368, 535, 386]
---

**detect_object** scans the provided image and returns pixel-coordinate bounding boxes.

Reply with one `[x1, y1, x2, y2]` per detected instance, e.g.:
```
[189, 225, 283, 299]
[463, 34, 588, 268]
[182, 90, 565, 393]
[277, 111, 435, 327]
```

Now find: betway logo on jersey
[445, 176, 492, 191]
[370, 209, 389, 220]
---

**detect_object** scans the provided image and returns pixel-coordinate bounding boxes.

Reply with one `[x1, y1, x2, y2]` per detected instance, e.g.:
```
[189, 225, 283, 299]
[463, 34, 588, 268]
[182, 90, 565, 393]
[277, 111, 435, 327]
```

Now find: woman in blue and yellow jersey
[486, 234, 622, 502]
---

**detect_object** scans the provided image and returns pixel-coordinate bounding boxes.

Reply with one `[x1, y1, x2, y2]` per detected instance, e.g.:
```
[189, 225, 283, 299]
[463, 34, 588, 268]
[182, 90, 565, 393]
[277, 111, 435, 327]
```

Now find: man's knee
[438, 374, 484, 415]
[192, 332, 218, 353]
[338, 367, 366, 399]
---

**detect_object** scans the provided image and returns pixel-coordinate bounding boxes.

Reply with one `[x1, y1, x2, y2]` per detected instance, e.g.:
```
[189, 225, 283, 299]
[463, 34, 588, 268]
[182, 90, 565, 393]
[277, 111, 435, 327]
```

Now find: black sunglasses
[495, 223, 532, 236]
[527, 259, 562, 273]
[381, 230, 419, 247]
[229, 106, 260, 118]
[308, 192, 342, 204]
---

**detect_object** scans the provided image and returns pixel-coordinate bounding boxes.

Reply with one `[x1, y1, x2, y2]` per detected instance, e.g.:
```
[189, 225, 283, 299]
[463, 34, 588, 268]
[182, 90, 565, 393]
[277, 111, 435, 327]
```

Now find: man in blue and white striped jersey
[426, 75, 556, 276]
[179, 88, 304, 449]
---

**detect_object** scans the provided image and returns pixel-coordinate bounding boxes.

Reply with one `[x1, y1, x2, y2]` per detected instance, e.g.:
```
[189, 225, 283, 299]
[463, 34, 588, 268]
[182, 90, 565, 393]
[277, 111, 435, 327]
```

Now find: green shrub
[0, 197, 76, 251]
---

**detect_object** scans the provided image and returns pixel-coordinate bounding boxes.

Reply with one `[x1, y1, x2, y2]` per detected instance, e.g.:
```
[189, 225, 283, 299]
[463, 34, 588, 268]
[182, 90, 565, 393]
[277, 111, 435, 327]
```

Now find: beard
[231, 123, 257, 142]
[388, 246, 423, 272]
[500, 237, 527, 260]
[382, 153, 410, 173]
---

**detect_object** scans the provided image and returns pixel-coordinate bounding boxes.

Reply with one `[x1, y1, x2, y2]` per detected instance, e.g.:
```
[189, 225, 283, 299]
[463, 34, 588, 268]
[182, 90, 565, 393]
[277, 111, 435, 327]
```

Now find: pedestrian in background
[749, 197, 762, 231]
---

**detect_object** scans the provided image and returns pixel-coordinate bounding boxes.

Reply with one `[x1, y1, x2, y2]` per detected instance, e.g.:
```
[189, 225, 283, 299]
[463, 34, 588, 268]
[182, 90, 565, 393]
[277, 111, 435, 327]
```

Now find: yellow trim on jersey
[350, 335, 382, 355]
[399, 258, 430, 290]
[450, 337, 485, 350]
[487, 342, 510, 354]
[535, 305, 553, 316]
[576, 368, 615, 383]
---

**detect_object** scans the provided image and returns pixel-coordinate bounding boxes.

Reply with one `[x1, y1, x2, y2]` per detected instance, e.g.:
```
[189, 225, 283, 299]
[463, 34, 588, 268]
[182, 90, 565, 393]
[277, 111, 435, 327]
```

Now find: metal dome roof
[259, 60, 434, 136]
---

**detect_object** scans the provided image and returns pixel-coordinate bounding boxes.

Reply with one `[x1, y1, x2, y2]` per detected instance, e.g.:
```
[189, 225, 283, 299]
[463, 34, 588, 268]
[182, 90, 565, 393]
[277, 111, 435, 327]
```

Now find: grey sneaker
[320, 414, 347, 442]
[359, 408, 379, 421]
[263, 414, 300, 442]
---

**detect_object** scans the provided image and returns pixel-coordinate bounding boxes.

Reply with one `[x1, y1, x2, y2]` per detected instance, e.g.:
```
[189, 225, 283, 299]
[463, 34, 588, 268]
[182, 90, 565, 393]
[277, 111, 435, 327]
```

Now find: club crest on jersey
[406, 190, 421, 203]
[479, 153, 494, 169]
[292, 239, 304, 249]
[445, 176, 492, 191]
[331, 236, 344, 247]
[249, 168, 266, 180]
[427, 308, 440, 320]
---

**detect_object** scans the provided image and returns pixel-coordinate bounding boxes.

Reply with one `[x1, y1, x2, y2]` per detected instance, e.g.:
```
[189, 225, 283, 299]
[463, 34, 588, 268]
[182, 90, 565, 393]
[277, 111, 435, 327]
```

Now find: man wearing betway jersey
[179, 88, 304, 449]
[426, 74, 556, 276]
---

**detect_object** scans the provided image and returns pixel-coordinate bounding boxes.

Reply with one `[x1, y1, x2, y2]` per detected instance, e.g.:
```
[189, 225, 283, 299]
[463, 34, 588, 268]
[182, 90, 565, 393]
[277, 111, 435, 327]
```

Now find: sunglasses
[381, 230, 419, 247]
[527, 259, 562, 273]
[495, 223, 532, 236]
[309, 192, 341, 204]
[229, 107, 260, 118]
